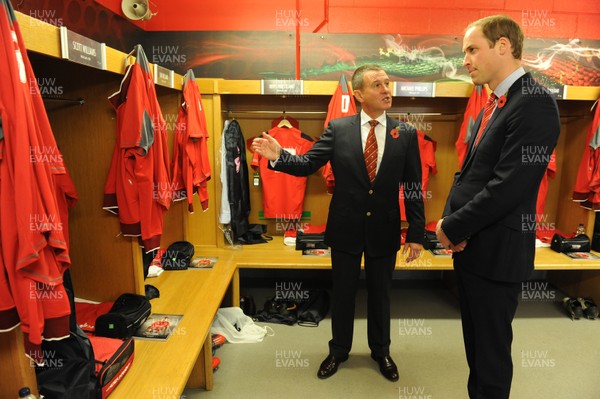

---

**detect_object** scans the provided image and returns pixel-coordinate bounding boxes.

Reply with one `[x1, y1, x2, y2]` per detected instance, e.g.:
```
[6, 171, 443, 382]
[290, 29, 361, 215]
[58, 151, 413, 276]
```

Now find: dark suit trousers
[328, 249, 396, 359]
[455, 264, 521, 399]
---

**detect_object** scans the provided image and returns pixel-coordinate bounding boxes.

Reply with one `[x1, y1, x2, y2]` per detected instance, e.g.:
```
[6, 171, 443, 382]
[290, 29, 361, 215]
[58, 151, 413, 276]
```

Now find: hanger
[277, 116, 293, 128]
[276, 109, 293, 128]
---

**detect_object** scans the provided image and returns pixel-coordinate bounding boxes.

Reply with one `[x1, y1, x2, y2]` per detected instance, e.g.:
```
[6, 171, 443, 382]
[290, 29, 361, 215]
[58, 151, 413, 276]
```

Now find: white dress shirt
[360, 110, 387, 173]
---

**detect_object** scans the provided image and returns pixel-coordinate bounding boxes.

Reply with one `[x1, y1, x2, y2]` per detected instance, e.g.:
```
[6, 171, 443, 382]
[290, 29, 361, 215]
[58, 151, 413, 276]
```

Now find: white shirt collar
[493, 66, 526, 97]
[360, 110, 387, 128]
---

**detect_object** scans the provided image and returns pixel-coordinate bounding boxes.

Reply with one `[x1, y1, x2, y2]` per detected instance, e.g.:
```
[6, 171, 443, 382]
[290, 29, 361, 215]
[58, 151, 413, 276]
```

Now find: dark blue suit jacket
[271, 114, 425, 256]
[442, 73, 560, 282]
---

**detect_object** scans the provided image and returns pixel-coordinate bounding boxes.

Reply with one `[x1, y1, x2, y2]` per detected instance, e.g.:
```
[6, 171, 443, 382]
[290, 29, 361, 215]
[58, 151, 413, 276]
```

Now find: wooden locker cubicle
[0, 12, 191, 397]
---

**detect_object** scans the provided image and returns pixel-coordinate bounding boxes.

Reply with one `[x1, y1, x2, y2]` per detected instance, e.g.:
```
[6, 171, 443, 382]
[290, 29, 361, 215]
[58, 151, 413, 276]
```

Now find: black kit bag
[253, 298, 298, 325]
[550, 233, 591, 253]
[240, 295, 257, 316]
[35, 326, 100, 399]
[162, 241, 195, 270]
[296, 290, 330, 327]
[88, 335, 135, 399]
[423, 230, 443, 250]
[295, 231, 327, 251]
[95, 294, 151, 339]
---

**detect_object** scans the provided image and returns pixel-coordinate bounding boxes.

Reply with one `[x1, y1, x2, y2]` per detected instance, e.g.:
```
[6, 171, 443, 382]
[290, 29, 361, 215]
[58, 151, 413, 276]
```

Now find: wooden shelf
[17, 11, 184, 90]
[216, 78, 598, 99]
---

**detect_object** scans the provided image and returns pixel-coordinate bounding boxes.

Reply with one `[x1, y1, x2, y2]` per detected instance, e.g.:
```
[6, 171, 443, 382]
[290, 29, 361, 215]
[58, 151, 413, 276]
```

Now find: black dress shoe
[372, 355, 399, 382]
[317, 354, 347, 379]
[578, 297, 599, 320]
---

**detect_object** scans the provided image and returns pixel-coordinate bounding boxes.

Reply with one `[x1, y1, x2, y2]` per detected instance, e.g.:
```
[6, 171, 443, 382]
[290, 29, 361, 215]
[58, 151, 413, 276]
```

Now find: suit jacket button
[368, 189, 374, 195]
[366, 211, 372, 216]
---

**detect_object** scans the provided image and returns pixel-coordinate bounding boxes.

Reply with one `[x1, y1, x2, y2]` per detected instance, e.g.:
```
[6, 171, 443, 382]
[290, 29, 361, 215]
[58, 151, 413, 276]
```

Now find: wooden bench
[227, 236, 600, 305]
[109, 237, 600, 398]
[109, 252, 237, 398]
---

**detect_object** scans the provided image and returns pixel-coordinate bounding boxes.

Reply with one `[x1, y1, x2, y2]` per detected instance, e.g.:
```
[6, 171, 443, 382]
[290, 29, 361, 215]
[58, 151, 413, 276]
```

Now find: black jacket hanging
[224, 120, 251, 241]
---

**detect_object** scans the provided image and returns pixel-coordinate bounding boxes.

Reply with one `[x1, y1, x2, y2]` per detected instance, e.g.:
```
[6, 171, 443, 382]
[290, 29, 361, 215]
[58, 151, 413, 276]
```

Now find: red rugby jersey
[252, 126, 314, 220]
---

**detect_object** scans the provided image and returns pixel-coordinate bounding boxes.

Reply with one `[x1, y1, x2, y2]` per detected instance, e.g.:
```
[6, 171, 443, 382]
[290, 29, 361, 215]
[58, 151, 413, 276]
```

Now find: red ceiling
[96, 0, 326, 32]
[94, 0, 600, 39]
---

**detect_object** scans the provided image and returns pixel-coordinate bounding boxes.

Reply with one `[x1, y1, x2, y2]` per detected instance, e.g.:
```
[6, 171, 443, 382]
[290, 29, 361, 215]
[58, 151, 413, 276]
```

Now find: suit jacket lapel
[460, 75, 525, 170]
[461, 111, 484, 171]
[375, 116, 397, 183]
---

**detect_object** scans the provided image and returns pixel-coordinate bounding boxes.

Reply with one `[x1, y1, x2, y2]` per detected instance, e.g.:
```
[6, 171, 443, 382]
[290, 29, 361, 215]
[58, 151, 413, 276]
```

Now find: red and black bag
[95, 293, 151, 338]
[88, 335, 135, 398]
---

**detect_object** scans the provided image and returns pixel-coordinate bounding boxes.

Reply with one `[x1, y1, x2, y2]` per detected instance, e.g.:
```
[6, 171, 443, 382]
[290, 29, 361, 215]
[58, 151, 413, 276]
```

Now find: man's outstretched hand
[251, 132, 281, 161]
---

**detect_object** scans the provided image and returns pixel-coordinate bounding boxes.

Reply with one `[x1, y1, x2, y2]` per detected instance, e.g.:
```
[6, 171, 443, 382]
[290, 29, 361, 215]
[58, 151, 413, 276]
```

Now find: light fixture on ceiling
[121, 0, 157, 21]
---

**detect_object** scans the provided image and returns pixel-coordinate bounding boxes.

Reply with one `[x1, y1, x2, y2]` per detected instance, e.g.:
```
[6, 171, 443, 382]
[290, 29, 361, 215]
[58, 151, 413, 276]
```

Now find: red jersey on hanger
[400, 130, 437, 221]
[103, 45, 171, 253]
[0, 0, 72, 364]
[171, 69, 211, 212]
[252, 126, 314, 220]
[573, 100, 600, 210]
[322, 74, 357, 194]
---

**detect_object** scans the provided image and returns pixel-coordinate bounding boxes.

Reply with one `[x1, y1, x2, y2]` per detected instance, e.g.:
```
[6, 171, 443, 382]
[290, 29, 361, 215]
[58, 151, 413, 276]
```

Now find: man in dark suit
[436, 16, 560, 398]
[251, 64, 425, 382]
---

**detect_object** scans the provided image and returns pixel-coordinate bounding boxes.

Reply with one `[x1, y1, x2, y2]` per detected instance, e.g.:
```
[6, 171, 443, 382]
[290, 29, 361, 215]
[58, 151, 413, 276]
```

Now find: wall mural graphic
[144, 31, 600, 87]
[12, 0, 600, 87]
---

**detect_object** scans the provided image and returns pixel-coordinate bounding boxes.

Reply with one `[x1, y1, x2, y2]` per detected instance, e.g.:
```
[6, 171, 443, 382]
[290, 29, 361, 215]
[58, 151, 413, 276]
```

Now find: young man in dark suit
[251, 64, 425, 382]
[436, 16, 560, 398]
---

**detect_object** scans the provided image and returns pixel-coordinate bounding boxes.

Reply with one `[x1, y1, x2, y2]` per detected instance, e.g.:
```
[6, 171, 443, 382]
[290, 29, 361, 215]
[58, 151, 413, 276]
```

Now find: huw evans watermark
[399, 319, 433, 336]
[151, 386, 187, 399]
[275, 10, 309, 27]
[521, 281, 557, 302]
[275, 281, 309, 301]
[521, 350, 556, 368]
[275, 349, 310, 368]
[522, 145, 552, 165]
[521, 213, 555, 233]
[521, 10, 555, 29]
[398, 386, 433, 399]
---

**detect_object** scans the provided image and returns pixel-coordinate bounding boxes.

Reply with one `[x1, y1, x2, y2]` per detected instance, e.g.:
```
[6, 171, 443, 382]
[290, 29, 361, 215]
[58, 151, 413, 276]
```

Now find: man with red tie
[437, 16, 560, 398]
[252, 64, 425, 382]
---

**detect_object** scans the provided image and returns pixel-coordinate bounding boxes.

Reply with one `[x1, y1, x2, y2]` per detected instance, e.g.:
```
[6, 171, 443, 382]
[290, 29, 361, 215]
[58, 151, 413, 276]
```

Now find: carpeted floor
[184, 280, 600, 399]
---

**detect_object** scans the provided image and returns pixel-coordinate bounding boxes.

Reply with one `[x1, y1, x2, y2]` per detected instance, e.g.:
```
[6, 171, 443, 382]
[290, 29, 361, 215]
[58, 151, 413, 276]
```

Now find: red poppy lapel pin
[497, 94, 507, 109]
[390, 127, 400, 139]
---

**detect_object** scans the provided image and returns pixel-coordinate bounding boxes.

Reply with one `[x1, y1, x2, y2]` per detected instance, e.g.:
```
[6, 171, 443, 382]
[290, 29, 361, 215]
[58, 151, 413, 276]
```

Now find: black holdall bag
[296, 289, 330, 327]
[253, 298, 298, 325]
[550, 233, 591, 253]
[95, 294, 151, 339]
[35, 325, 100, 399]
[423, 230, 443, 250]
[295, 231, 327, 251]
[162, 240, 195, 270]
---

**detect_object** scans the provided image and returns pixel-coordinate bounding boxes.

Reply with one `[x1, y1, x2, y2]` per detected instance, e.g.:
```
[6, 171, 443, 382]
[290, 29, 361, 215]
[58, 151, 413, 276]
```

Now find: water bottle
[17, 387, 37, 399]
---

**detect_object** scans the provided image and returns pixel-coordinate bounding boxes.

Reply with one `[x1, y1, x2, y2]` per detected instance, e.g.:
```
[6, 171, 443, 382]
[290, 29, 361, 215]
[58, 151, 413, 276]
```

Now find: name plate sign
[60, 27, 106, 70]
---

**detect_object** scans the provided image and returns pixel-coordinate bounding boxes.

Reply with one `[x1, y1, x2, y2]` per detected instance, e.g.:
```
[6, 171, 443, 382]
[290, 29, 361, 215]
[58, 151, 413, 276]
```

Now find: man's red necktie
[473, 93, 498, 147]
[364, 120, 378, 183]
